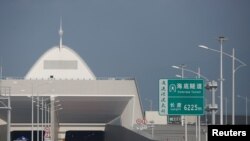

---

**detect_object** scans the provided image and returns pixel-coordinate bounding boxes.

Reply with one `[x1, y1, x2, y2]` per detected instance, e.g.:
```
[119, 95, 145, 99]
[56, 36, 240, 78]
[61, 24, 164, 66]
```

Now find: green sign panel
[159, 79, 204, 115]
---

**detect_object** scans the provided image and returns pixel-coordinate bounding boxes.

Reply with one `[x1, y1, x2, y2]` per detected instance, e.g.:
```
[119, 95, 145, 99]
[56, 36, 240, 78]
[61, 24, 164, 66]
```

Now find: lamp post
[173, 67, 209, 82]
[41, 98, 44, 141]
[218, 96, 228, 124]
[149, 120, 155, 138]
[237, 95, 248, 125]
[36, 95, 61, 141]
[35, 82, 54, 141]
[39, 99, 60, 141]
[218, 37, 226, 125]
[199, 37, 227, 125]
[33, 84, 51, 141]
[198, 44, 246, 125]
[36, 97, 50, 141]
[172, 64, 188, 141]
[173, 65, 209, 141]
[36, 96, 40, 141]
[13, 81, 52, 141]
[13, 81, 35, 141]
[31, 84, 34, 141]
[0, 87, 11, 141]
[0, 98, 11, 141]
[225, 97, 228, 124]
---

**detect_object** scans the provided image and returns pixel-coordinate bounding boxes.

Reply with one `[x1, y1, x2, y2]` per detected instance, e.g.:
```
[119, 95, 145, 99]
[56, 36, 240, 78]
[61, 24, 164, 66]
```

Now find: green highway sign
[159, 79, 204, 115]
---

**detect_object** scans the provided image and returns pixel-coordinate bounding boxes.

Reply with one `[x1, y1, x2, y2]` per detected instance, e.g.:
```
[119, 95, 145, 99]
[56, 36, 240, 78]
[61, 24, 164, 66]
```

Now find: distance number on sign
[183, 104, 201, 111]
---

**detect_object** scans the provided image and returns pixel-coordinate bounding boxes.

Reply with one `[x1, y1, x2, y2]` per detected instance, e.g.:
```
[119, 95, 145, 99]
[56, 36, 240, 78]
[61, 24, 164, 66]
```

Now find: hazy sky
[0, 0, 250, 115]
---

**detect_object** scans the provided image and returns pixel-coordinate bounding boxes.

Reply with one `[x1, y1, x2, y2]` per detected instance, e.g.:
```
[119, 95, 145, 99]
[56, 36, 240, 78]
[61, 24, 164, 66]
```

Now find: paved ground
[141, 124, 207, 141]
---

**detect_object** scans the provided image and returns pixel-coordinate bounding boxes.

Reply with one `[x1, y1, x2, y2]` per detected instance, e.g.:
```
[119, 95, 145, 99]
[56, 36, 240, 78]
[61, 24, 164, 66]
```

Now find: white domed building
[25, 45, 95, 80]
[0, 23, 147, 141]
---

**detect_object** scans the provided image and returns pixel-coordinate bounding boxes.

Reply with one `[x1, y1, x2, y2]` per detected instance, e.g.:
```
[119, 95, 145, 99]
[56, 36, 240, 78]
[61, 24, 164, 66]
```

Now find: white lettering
[212, 129, 247, 137]
[212, 129, 218, 136]
[241, 131, 246, 136]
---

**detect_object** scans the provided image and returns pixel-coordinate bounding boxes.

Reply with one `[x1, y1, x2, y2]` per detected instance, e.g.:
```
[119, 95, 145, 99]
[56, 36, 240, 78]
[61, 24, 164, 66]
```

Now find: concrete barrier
[105, 124, 158, 141]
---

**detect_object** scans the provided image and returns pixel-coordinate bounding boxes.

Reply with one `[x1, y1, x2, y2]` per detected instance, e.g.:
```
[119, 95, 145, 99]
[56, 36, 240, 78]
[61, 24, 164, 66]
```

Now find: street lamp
[172, 66, 209, 82]
[39, 100, 62, 141]
[218, 96, 228, 124]
[172, 64, 188, 141]
[237, 95, 248, 125]
[149, 120, 155, 138]
[175, 74, 182, 78]
[32, 82, 53, 141]
[199, 37, 226, 125]
[35, 96, 52, 141]
[13, 81, 52, 141]
[13, 81, 35, 141]
[199, 41, 246, 125]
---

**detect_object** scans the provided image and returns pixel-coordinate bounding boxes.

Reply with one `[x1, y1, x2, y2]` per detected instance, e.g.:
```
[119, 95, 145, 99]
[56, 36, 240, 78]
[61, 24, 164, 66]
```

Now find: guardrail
[1, 76, 135, 81]
[0, 86, 11, 97]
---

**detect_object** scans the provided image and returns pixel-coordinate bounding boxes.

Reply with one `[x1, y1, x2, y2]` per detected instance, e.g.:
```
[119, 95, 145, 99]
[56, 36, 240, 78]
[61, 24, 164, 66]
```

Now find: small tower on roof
[25, 18, 96, 80]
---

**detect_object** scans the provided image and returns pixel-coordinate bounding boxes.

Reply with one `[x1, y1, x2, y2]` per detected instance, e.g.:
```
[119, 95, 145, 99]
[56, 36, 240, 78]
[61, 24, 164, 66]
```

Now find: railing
[0, 86, 11, 141]
[0, 86, 11, 96]
[97, 77, 135, 80]
[1, 76, 135, 81]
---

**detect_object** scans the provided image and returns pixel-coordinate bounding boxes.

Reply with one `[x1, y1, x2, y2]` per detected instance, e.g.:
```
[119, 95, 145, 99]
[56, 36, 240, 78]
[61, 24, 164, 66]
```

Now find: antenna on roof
[59, 17, 63, 50]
